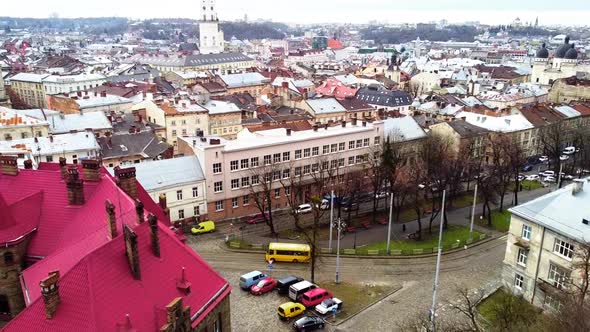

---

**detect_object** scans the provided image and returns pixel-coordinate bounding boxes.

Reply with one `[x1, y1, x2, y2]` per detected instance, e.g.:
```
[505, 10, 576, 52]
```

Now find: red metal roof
[315, 78, 358, 100]
[3, 222, 230, 332]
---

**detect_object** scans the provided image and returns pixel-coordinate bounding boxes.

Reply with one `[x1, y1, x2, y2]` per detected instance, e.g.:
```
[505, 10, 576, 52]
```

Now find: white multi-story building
[178, 120, 383, 221]
[130, 156, 208, 222]
[42, 73, 106, 95]
[199, 0, 225, 54]
[502, 179, 590, 309]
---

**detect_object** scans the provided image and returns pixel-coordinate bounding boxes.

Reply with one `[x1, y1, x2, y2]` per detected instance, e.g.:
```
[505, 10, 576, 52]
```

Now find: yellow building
[9, 73, 50, 108]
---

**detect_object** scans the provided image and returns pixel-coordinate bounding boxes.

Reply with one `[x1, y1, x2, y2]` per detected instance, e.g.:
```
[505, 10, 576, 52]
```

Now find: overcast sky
[2, 0, 590, 25]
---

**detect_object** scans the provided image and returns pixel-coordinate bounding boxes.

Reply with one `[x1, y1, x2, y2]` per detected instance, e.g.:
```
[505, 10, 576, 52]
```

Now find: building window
[231, 179, 239, 189]
[192, 187, 198, 197]
[176, 190, 183, 200]
[295, 150, 302, 159]
[295, 167, 302, 177]
[178, 209, 185, 219]
[274, 188, 281, 198]
[283, 169, 290, 178]
[193, 206, 200, 216]
[514, 273, 524, 290]
[240, 159, 249, 169]
[312, 147, 319, 156]
[283, 151, 290, 161]
[251, 157, 259, 167]
[356, 139, 362, 148]
[251, 175, 259, 185]
[171, 120, 176, 126]
[213, 163, 222, 174]
[517, 248, 528, 267]
[554, 238, 574, 259]
[182, 120, 186, 125]
[232, 197, 239, 208]
[303, 148, 310, 158]
[330, 144, 337, 153]
[264, 155, 272, 165]
[46, 156, 54, 162]
[348, 156, 355, 165]
[215, 200, 224, 211]
[338, 158, 345, 168]
[214, 181, 223, 193]
[241, 177, 250, 187]
[339, 142, 345, 151]
[544, 294, 562, 311]
[273, 153, 281, 163]
[273, 171, 281, 181]
[182, 129, 187, 135]
[548, 263, 570, 289]
[312, 163, 319, 173]
[264, 173, 271, 183]
[375, 136, 381, 145]
[230, 160, 239, 171]
[172, 130, 177, 137]
[323, 145, 330, 154]
[521, 224, 531, 241]
[285, 186, 291, 196]
[243, 195, 249, 205]
[303, 165, 311, 174]
[363, 138, 370, 147]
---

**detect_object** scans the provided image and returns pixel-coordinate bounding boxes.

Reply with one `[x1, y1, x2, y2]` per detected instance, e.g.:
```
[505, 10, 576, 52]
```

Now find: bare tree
[406, 159, 427, 239]
[538, 122, 566, 186]
[247, 162, 279, 235]
[488, 135, 516, 211]
[445, 288, 486, 332]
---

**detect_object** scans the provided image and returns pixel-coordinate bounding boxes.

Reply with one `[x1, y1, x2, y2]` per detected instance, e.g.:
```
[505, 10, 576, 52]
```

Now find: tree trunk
[499, 194, 505, 212]
[372, 197, 378, 223]
[415, 206, 422, 241]
[310, 229, 316, 283]
[486, 202, 492, 226]
[513, 177, 519, 207]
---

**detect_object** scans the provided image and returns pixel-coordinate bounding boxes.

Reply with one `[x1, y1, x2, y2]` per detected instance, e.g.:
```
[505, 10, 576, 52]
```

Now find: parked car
[315, 297, 343, 315]
[375, 192, 388, 199]
[239, 271, 268, 290]
[250, 277, 277, 295]
[517, 174, 526, 182]
[293, 316, 325, 331]
[339, 196, 352, 207]
[277, 275, 304, 295]
[278, 302, 306, 320]
[539, 156, 549, 163]
[289, 280, 317, 301]
[526, 175, 540, 181]
[295, 204, 312, 214]
[300, 288, 333, 307]
[563, 174, 574, 180]
[319, 199, 330, 210]
[343, 203, 359, 212]
[247, 213, 269, 224]
[563, 146, 576, 155]
[190, 220, 215, 234]
[544, 176, 557, 183]
[522, 165, 533, 172]
[560, 155, 570, 161]
[541, 170, 555, 177]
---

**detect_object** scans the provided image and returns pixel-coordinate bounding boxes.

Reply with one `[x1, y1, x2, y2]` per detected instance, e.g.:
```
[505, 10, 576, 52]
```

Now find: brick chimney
[123, 225, 141, 280]
[176, 267, 191, 294]
[24, 159, 33, 169]
[81, 159, 101, 182]
[39, 271, 60, 320]
[66, 166, 85, 205]
[147, 214, 160, 257]
[135, 199, 144, 224]
[0, 156, 18, 176]
[114, 167, 138, 199]
[59, 157, 67, 178]
[105, 200, 118, 239]
[160, 298, 192, 331]
[158, 193, 170, 217]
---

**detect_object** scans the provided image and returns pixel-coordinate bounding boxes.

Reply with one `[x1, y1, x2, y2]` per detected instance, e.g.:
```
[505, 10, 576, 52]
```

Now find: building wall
[44, 78, 106, 96]
[548, 80, 590, 103]
[148, 181, 208, 221]
[11, 80, 47, 108]
[209, 113, 242, 139]
[531, 59, 590, 86]
[165, 113, 209, 154]
[34, 149, 99, 165]
[0, 239, 31, 320]
[0, 124, 49, 141]
[194, 293, 231, 332]
[80, 101, 133, 115]
[226, 84, 266, 98]
[0, 75, 10, 107]
[199, 21, 224, 55]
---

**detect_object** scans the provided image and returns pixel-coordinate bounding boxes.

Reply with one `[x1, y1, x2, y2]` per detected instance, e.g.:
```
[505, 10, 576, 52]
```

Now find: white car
[375, 192, 388, 199]
[295, 203, 312, 214]
[526, 175, 540, 181]
[315, 297, 343, 315]
[541, 170, 555, 177]
[560, 155, 570, 161]
[563, 147, 576, 155]
[544, 176, 557, 183]
[539, 156, 549, 162]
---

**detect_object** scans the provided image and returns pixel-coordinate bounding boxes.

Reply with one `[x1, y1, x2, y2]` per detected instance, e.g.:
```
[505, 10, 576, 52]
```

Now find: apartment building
[205, 100, 243, 139]
[0, 107, 50, 141]
[178, 120, 384, 221]
[502, 179, 590, 309]
[9, 73, 50, 108]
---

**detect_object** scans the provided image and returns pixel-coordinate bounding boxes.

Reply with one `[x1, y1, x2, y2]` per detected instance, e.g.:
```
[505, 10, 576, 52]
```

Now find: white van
[289, 280, 317, 301]
[563, 146, 576, 155]
[295, 203, 312, 214]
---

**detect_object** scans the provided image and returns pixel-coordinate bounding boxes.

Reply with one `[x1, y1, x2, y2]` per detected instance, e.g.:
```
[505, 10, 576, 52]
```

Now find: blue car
[522, 165, 533, 172]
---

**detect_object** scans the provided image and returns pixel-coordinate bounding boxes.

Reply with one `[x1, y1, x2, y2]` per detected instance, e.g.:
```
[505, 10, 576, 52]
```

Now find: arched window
[4, 252, 14, 266]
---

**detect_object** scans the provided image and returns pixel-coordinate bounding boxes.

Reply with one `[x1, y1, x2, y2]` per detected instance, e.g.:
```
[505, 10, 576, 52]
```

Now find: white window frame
[192, 187, 198, 197]
[517, 248, 528, 267]
[232, 197, 239, 208]
[176, 190, 183, 201]
[213, 163, 222, 174]
[514, 273, 524, 290]
[215, 200, 224, 211]
[230, 160, 239, 171]
[521, 224, 531, 241]
[231, 179, 239, 190]
[214, 181, 223, 193]
[553, 238, 574, 260]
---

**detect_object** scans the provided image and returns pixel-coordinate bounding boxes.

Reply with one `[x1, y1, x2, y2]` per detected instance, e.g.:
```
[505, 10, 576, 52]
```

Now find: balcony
[513, 237, 531, 250]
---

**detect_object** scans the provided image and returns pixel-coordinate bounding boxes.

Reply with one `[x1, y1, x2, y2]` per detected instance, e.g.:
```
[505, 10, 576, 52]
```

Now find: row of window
[215, 187, 292, 211]
[520, 223, 574, 260]
[172, 187, 200, 201]
[177, 206, 201, 220]
[170, 119, 201, 126]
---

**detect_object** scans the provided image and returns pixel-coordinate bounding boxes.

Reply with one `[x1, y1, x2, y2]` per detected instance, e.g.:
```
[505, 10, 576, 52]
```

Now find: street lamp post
[329, 190, 334, 252]
[469, 184, 478, 242]
[335, 218, 342, 284]
[387, 192, 394, 255]
[430, 190, 446, 331]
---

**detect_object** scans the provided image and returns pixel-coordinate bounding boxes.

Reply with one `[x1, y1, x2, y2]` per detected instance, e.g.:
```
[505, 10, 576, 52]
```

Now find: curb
[219, 233, 507, 259]
[327, 285, 404, 326]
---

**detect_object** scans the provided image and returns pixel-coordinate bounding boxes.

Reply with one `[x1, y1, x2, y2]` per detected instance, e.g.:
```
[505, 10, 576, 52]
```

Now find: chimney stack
[313, 124, 318, 132]
[573, 179, 585, 196]
[114, 167, 138, 199]
[81, 159, 101, 182]
[159, 193, 170, 217]
[281, 81, 289, 89]
[40, 271, 60, 320]
[362, 121, 367, 127]
[351, 117, 358, 126]
[123, 225, 141, 280]
[147, 214, 160, 257]
[341, 120, 346, 128]
[66, 166, 85, 205]
[176, 267, 192, 294]
[161, 298, 192, 331]
[59, 157, 67, 178]
[135, 199, 144, 224]
[24, 159, 33, 169]
[105, 200, 118, 239]
[286, 128, 292, 136]
[0, 156, 18, 176]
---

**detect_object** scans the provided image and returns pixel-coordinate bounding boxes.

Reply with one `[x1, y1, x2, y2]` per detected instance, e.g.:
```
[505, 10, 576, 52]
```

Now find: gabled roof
[518, 104, 565, 127]
[306, 98, 347, 115]
[0, 192, 42, 246]
[446, 120, 490, 138]
[48, 112, 112, 134]
[97, 131, 170, 160]
[4, 221, 230, 332]
[127, 156, 205, 191]
[383, 116, 428, 142]
[219, 72, 269, 88]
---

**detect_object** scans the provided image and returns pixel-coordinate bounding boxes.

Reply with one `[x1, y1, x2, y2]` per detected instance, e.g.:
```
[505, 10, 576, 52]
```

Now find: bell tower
[199, 0, 224, 54]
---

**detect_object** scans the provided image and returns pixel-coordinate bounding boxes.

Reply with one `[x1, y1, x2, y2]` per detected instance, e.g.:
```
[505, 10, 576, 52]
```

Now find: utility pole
[430, 190, 446, 331]
[329, 190, 334, 252]
[469, 184, 478, 242]
[335, 218, 342, 284]
[387, 192, 394, 255]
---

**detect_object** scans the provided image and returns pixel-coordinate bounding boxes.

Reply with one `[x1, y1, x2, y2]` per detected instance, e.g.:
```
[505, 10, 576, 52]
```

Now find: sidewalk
[222, 187, 552, 249]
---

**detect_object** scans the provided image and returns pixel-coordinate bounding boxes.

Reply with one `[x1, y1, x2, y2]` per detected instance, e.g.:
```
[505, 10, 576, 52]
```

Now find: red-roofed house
[0, 156, 229, 331]
[315, 78, 358, 100]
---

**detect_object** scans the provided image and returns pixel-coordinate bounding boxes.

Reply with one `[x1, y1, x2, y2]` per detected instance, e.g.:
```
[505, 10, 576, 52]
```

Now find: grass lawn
[316, 281, 399, 322]
[477, 288, 542, 327]
[478, 210, 511, 232]
[362, 225, 482, 255]
[521, 180, 543, 190]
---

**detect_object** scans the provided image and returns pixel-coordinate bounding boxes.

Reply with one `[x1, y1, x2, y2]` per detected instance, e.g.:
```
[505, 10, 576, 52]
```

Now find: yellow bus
[266, 243, 311, 263]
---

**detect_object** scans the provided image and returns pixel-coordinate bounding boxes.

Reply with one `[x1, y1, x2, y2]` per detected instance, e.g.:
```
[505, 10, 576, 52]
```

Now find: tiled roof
[5, 220, 230, 332]
[315, 79, 358, 100]
[356, 86, 412, 107]
[518, 104, 565, 127]
[446, 120, 490, 138]
[0, 107, 49, 128]
[48, 112, 112, 134]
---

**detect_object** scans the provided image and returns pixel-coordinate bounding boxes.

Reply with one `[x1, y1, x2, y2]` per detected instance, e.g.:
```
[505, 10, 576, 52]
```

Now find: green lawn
[479, 210, 512, 232]
[362, 225, 482, 255]
[477, 288, 543, 328]
[519, 180, 543, 191]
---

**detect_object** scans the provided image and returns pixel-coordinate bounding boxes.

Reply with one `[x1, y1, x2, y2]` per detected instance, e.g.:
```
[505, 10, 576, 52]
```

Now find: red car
[250, 277, 277, 295]
[247, 213, 269, 224]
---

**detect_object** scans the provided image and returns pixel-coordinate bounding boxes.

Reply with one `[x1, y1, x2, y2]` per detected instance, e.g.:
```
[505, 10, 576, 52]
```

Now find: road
[189, 232, 508, 331]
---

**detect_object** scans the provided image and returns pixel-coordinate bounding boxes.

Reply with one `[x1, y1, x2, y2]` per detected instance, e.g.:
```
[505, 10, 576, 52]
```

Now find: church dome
[565, 44, 578, 60]
[536, 43, 549, 58]
[555, 36, 571, 58]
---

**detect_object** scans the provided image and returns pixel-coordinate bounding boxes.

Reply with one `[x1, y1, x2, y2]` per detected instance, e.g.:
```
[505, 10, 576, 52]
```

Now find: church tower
[199, 0, 225, 54]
